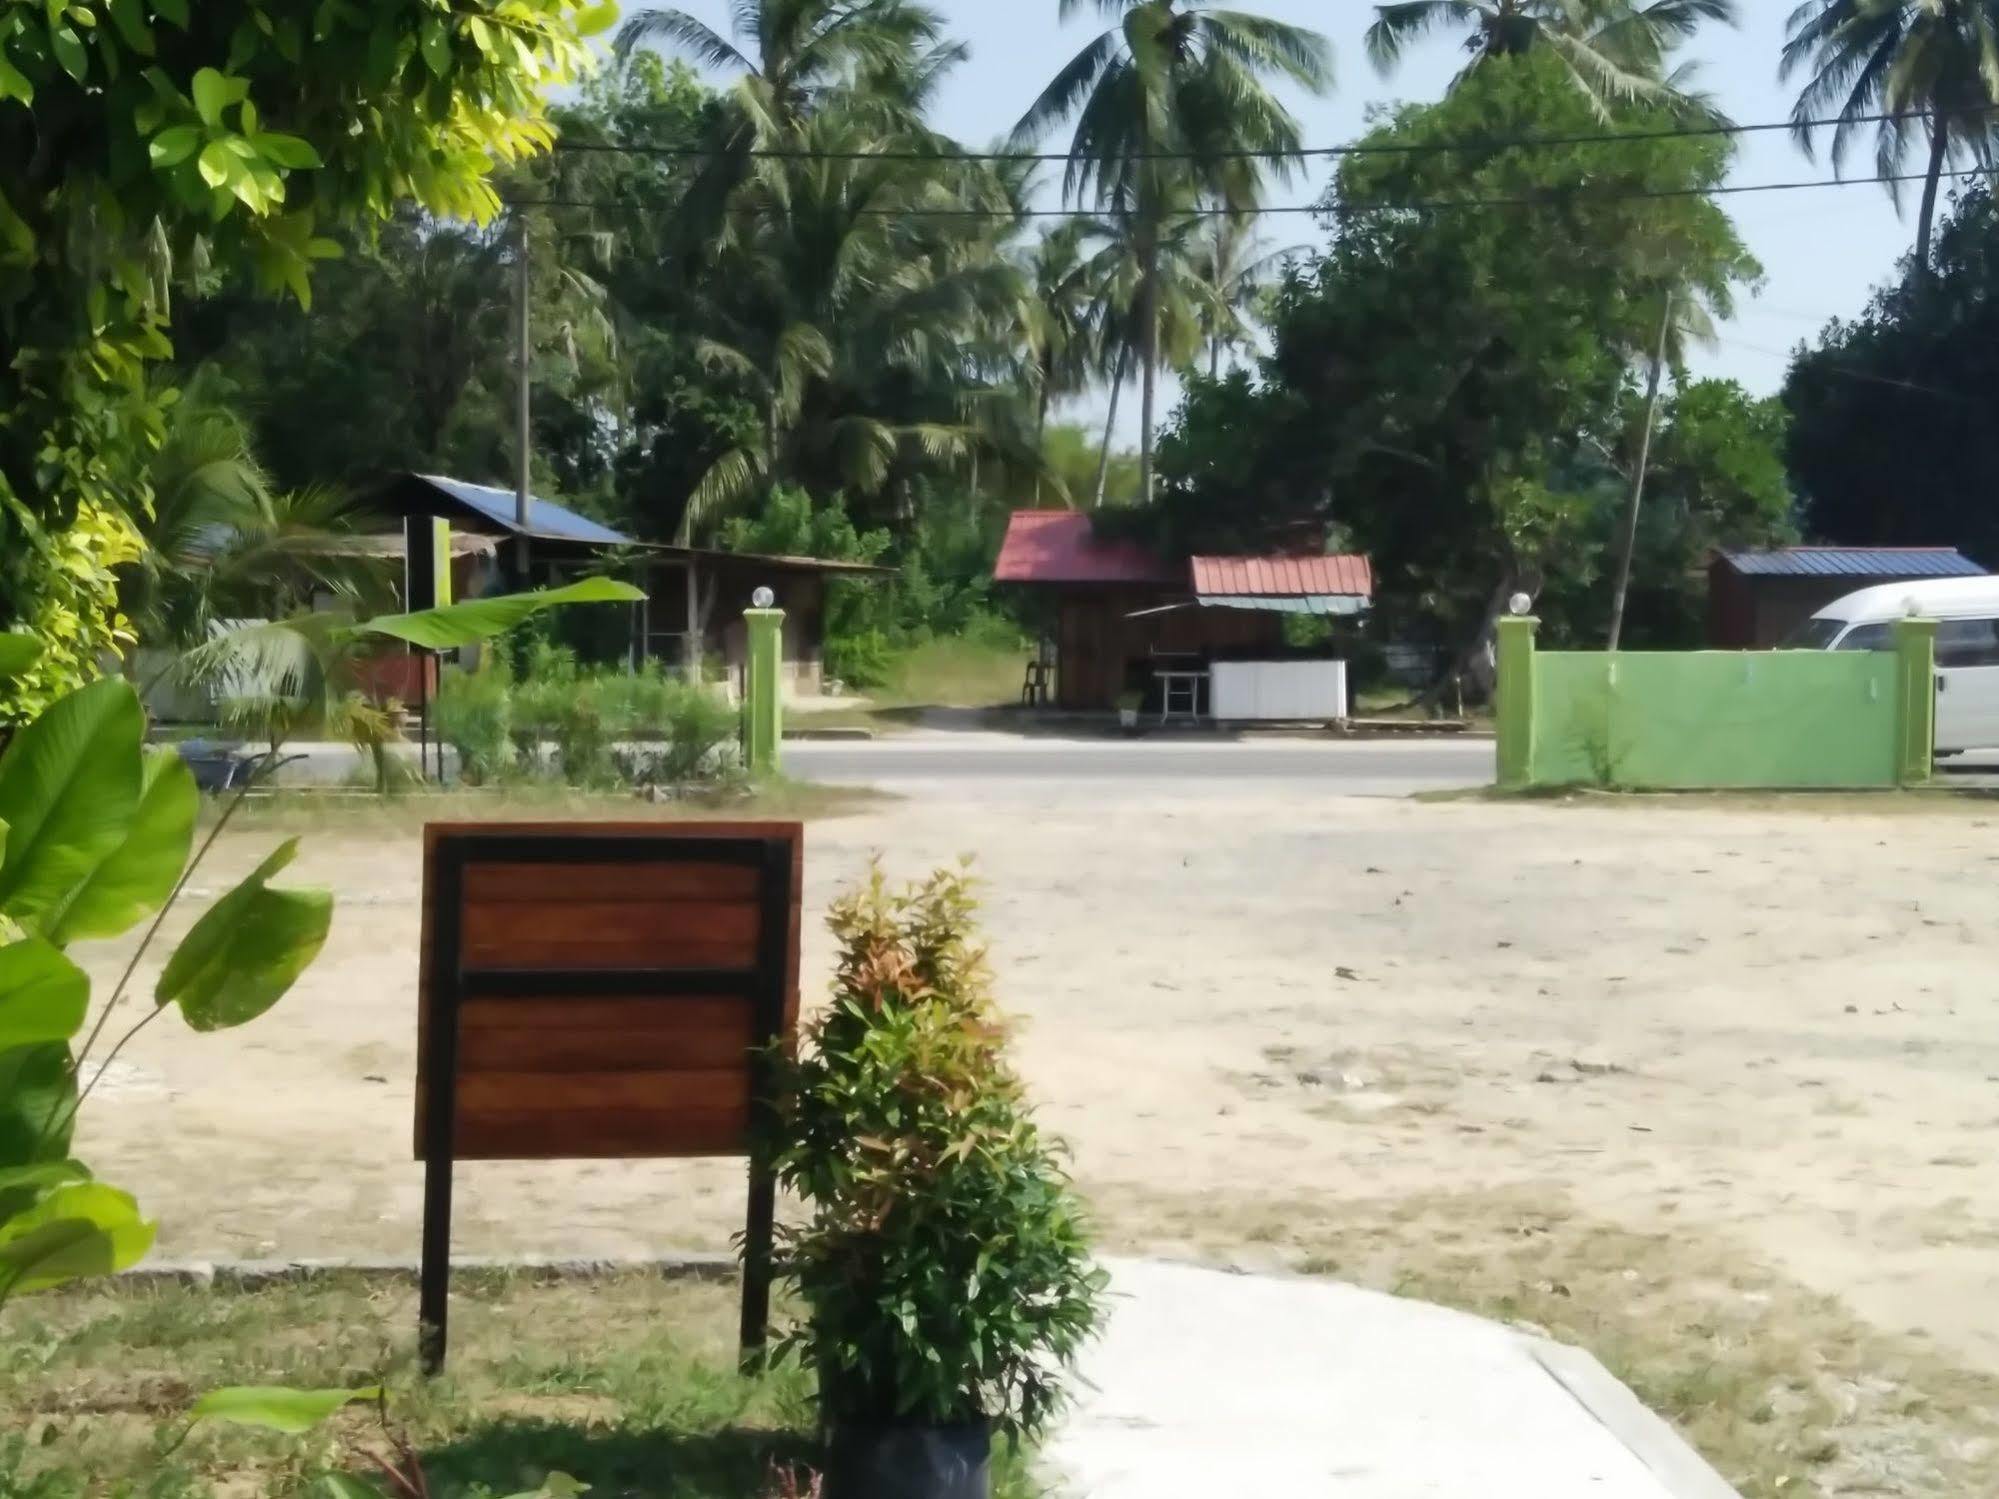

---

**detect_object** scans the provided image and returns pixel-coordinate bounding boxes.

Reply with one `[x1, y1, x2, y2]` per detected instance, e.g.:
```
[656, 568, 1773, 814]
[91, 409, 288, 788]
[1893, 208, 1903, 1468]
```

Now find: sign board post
[416, 822, 803, 1374]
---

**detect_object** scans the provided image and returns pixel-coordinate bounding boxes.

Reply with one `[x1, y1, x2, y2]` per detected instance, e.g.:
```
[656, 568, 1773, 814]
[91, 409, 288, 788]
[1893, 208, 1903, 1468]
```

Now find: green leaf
[507, 1478, 589, 1499]
[574, 3, 617, 38]
[48, 21, 87, 81]
[0, 679, 144, 929]
[41, 749, 196, 944]
[190, 66, 234, 126]
[0, 1045, 76, 1170]
[107, 0, 153, 54]
[252, 132, 321, 170]
[190, 1385, 380, 1434]
[0, 939, 87, 1049]
[153, 0, 187, 27]
[0, 635, 42, 681]
[0, 1182, 155, 1296]
[358, 579, 646, 651]
[319, 1477, 391, 1499]
[419, 16, 448, 76]
[197, 139, 236, 188]
[0, 1161, 90, 1196]
[148, 123, 203, 168]
[0, 55, 33, 104]
[155, 840, 331, 1032]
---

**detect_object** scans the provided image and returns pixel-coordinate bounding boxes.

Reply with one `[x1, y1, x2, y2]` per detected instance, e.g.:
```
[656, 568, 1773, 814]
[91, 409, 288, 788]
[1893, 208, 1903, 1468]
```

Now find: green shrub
[825, 627, 892, 689]
[434, 661, 515, 784]
[766, 865, 1106, 1439]
[552, 679, 616, 787]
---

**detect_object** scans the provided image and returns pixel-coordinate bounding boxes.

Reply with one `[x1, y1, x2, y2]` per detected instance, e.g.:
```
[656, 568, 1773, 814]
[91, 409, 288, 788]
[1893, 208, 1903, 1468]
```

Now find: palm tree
[1365, 0, 1736, 118]
[1189, 216, 1303, 379]
[614, 0, 947, 141]
[1025, 223, 1103, 501]
[1014, 1, 1332, 505]
[121, 373, 388, 653]
[1782, 0, 1999, 271]
[1074, 205, 1207, 505]
[676, 110, 1032, 535]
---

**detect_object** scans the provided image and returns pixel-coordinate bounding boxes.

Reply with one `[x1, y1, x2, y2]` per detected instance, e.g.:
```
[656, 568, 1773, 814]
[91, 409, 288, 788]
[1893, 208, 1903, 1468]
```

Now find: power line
[508, 165, 1993, 221]
[550, 103, 1998, 166]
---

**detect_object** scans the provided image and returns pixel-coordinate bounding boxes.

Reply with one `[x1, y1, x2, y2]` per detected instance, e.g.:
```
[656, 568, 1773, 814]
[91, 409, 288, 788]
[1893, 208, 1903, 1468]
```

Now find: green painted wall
[1530, 650, 1902, 789]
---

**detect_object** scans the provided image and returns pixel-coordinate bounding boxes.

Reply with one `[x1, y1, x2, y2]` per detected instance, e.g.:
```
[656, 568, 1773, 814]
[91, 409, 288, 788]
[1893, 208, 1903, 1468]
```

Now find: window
[1936, 617, 1999, 668]
[1834, 622, 1893, 652]
[1781, 617, 1847, 650]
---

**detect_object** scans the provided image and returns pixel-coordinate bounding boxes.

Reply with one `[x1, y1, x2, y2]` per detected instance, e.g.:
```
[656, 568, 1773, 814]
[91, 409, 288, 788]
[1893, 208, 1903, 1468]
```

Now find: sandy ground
[72, 781, 1999, 1382]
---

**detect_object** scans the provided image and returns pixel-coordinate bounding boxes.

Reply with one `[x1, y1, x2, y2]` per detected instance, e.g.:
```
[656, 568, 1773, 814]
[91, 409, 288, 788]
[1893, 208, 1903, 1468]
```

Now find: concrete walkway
[1047, 1260, 1740, 1499]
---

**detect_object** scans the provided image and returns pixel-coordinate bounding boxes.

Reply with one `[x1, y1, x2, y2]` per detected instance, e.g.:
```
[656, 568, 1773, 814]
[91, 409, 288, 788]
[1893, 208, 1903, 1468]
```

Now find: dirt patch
[59, 781, 1999, 1491]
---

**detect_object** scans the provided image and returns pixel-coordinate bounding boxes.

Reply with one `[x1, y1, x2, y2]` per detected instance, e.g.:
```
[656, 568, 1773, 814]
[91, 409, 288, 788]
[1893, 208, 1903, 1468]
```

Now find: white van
[1788, 576, 1999, 753]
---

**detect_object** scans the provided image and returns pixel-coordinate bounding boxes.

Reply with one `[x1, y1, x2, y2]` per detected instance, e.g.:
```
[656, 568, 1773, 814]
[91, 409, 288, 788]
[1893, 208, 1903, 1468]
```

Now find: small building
[994, 509, 1372, 716]
[371, 473, 890, 693]
[1707, 546, 1985, 648]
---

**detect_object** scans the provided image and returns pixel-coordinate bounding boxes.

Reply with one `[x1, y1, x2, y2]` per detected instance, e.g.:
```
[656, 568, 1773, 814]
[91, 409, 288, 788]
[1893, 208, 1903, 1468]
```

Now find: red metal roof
[993, 510, 1181, 586]
[1191, 554, 1374, 598]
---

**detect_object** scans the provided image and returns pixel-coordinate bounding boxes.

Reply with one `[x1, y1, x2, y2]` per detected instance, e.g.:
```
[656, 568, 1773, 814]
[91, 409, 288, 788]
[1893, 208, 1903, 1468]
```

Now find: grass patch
[872, 638, 1030, 710]
[220, 777, 888, 836]
[1414, 783, 1999, 814]
[0, 1273, 1039, 1498]
[1102, 1184, 1999, 1499]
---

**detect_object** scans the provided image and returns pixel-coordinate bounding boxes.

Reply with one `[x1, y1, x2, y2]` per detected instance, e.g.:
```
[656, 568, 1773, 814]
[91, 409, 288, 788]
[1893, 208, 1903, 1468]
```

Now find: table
[1155, 669, 1208, 724]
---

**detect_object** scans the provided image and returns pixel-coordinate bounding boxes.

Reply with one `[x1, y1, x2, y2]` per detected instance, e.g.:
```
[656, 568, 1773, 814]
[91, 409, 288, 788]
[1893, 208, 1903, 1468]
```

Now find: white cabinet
[1208, 660, 1348, 722]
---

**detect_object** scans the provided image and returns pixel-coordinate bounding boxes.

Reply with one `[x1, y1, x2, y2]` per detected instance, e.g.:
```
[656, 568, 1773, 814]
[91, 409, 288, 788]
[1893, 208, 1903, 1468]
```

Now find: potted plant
[766, 865, 1107, 1499]
[1115, 687, 1143, 730]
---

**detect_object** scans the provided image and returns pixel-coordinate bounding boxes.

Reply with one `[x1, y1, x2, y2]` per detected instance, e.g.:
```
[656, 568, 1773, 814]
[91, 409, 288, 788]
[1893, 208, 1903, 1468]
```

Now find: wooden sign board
[415, 822, 802, 1372]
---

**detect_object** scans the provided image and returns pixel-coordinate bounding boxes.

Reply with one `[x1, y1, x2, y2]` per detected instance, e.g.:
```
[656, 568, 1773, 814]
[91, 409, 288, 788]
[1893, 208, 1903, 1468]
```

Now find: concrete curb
[121, 1250, 738, 1289]
[1525, 1336, 1742, 1499]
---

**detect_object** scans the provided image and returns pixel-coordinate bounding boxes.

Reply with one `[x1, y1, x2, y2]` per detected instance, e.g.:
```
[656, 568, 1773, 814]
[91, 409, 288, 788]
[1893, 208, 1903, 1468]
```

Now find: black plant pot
[822, 1419, 992, 1499]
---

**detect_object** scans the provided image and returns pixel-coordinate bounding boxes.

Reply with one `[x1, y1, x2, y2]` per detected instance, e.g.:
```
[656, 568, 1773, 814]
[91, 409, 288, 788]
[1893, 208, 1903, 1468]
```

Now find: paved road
[787, 733, 1494, 798]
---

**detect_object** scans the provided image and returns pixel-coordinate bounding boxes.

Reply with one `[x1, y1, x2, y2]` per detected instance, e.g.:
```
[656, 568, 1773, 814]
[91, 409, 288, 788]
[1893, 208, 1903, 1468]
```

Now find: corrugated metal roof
[1191, 554, 1374, 598]
[1722, 546, 1984, 579]
[1197, 594, 1369, 616]
[994, 510, 1181, 586]
[413, 473, 633, 546]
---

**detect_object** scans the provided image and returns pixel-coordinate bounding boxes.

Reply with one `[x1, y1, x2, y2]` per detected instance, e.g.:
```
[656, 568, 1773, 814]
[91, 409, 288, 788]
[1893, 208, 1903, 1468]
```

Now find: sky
[656, 1, 1928, 429]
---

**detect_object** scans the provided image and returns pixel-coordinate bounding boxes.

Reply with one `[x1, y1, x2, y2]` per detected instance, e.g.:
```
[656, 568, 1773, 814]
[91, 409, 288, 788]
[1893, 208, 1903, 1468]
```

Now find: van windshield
[1782, 616, 1849, 650]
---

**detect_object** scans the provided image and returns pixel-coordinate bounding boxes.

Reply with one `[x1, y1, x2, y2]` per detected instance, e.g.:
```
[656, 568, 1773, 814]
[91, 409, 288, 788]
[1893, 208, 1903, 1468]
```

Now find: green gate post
[1494, 615, 1538, 790]
[743, 605, 784, 776]
[1893, 616, 1937, 786]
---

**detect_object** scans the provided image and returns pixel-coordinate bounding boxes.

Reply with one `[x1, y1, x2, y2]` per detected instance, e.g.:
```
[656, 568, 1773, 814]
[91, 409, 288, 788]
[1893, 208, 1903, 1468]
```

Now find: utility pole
[1607, 293, 1672, 653]
[513, 213, 532, 582]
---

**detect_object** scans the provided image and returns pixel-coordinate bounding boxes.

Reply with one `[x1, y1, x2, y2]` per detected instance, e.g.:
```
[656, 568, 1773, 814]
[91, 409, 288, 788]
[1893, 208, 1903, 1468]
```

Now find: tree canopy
[1783, 182, 1999, 564]
[0, 0, 609, 715]
[1149, 50, 1772, 660]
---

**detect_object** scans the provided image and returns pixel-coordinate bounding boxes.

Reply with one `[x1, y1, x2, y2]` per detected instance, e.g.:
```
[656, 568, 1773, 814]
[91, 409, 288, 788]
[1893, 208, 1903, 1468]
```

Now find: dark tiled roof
[1722, 547, 1983, 579]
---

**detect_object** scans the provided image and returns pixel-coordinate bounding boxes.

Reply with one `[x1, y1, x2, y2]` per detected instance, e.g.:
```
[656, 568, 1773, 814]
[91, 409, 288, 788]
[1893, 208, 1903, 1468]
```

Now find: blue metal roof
[1723, 547, 1984, 579]
[412, 473, 632, 546]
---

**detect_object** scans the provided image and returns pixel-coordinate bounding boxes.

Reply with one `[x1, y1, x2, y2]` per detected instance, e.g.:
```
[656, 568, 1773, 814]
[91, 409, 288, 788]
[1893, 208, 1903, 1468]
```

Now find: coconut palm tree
[1189, 216, 1304, 379]
[677, 110, 1032, 534]
[1025, 223, 1103, 502]
[614, 0, 948, 141]
[1013, 0, 1332, 505]
[1365, 0, 1735, 118]
[1782, 0, 1999, 271]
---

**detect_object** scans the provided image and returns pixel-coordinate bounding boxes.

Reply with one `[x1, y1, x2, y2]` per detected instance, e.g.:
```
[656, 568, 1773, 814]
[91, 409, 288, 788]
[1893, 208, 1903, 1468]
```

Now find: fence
[1495, 616, 1936, 790]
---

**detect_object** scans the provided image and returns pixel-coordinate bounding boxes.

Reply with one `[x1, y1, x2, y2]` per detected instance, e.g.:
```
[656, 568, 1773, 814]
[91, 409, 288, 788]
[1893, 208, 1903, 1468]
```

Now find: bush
[445, 653, 739, 790]
[824, 627, 892, 689]
[767, 865, 1106, 1439]
[433, 660, 514, 784]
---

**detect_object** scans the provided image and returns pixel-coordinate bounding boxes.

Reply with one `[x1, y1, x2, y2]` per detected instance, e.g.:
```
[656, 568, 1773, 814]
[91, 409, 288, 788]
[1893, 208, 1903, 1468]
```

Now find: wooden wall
[1054, 590, 1285, 709]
